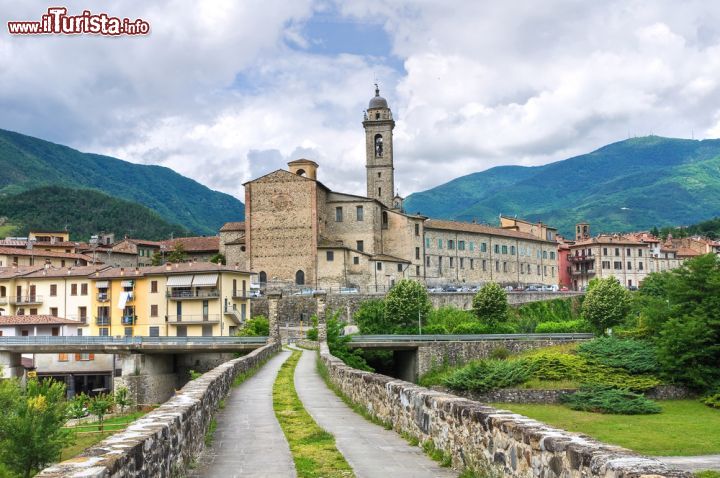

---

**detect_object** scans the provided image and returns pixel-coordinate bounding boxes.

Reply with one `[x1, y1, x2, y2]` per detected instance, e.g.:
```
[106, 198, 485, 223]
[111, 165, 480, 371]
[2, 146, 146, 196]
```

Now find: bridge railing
[0, 336, 269, 346]
[349, 333, 594, 343]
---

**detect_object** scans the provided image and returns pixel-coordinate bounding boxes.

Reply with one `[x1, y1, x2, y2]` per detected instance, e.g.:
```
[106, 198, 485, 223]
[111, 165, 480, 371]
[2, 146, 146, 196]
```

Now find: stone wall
[38, 343, 280, 478]
[252, 291, 582, 324]
[294, 339, 320, 350]
[319, 343, 690, 478]
[429, 385, 693, 404]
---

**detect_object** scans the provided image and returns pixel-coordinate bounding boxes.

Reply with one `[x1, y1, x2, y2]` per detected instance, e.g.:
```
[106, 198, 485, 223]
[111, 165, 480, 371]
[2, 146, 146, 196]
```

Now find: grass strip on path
[274, 350, 354, 478]
[496, 400, 720, 456]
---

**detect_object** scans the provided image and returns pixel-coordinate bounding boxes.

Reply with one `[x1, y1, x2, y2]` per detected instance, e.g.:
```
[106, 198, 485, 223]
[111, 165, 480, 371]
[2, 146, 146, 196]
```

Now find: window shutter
[89, 353, 95, 360]
[75, 354, 81, 361]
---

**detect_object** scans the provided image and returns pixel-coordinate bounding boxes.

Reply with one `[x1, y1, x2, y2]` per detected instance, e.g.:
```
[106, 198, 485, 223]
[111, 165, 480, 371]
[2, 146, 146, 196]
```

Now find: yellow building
[88, 262, 252, 337]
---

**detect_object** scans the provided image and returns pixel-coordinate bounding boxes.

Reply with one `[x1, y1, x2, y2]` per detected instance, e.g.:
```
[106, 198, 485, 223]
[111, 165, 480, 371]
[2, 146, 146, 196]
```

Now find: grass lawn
[61, 411, 146, 460]
[494, 400, 720, 456]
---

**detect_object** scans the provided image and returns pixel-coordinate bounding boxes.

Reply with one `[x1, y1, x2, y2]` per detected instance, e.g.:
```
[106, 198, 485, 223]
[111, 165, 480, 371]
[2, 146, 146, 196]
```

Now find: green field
[61, 411, 145, 460]
[495, 400, 720, 456]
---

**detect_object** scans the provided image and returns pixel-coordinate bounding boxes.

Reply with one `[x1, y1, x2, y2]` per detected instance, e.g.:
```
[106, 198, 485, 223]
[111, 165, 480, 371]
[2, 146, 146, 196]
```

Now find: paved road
[293, 349, 457, 478]
[191, 350, 296, 478]
[658, 455, 720, 472]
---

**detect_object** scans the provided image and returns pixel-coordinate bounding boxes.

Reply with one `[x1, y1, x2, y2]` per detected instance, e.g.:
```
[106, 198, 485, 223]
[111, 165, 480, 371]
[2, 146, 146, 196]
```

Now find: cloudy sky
[2, 0, 720, 199]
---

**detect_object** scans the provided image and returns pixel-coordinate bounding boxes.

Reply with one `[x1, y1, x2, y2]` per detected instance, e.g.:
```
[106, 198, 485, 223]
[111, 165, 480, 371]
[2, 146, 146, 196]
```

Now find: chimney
[44, 259, 51, 269]
[134, 267, 140, 275]
[165, 262, 173, 271]
[120, 267, 125, 276]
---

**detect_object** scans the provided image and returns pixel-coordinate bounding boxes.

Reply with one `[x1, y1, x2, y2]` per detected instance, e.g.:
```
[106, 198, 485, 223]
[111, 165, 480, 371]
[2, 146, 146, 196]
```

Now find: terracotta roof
[0, 246, 96, 261]
[220, 222, 245, 232]
[0, 266, 45, 279]
[676, 247, 700, 257]
[91, 262, 252, 279]
[0, 315, 85, 326]
[572, 234, 650, 247]
[22, 265, 111, 278]
[224, 238, 246, 246]
[161, 236, 220, 253]
[371, 253, 411, 263]
[424, 219, 555, 243]
[0, 240, 29, 247]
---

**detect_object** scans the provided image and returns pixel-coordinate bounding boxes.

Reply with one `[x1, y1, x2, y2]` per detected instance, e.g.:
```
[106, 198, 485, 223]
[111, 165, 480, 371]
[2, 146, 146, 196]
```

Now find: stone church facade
[239, 87, 558, 290]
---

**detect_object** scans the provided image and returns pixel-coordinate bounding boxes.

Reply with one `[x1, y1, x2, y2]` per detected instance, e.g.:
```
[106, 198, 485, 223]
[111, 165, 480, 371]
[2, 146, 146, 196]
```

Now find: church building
[240, 87, 559, 290]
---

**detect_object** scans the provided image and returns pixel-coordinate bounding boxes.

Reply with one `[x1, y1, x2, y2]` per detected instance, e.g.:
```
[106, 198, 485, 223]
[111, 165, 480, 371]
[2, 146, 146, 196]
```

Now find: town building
[241, 86, 559, 290]
[161, 236, 220, 263]
[219, 222, 246, 267]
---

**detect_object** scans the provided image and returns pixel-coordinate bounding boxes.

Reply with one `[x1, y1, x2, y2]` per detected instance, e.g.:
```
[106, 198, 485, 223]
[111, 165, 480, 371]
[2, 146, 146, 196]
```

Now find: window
[414, 223, 420, 236]
[99, 328, 109, 336]
[326, 251, 334, 261]
[544, 265, 547, 275]
[30, 308, 38, 315]
[482, 260, 487, 271]
[151, 280, 158, 293]
[615, 248, 620, 256]
[176, 326, 187, 337]
[503, 262, 508, 272]
[494, 244, 500, 254]
[76, 353, 94, 361]
[70, 284, 77, 296]
[124, 327, 133, 337]
[50, 284, 57, 297]
[356, 240, 364, 252]
[470, 259, 474, 269]
[449, 257, 454, 268]
[335, 207, 343, 222]
[520, 263, 525, 274]
[438, 257, 443, 269]
[614, 261, 622, 270]
[50, 307, 58, 316]
[501, 245, 508, 254]
[537, 265, 541, 275]
[481, 243, 487, 253]
[437, 239, 443, 249]
[415, 247, 420, 260]
[542, 250, 548, 259]
[259, 271, 267, 284]
[202, 325, 213, 337]
[353, 256, 360, 265]
[382, 211, 388, 228]
[638, 262, 644, 270]
[376, 262, 382, 271]
[551, 267, 555, 277]
[295, 270, 305, 285]
[81, 283, 88, 296]
[550, 251, 556, 260]
[459, 240, 465, 251]
[149, 326, 160, 337]
[627, 261, 632, 270]
[448, 240, 455, 250]
[151, 304, 158, 317]
[602, 261, 610, 269]
[356, 206, 364, 221]
[495, 260, 500, 271]
[510, 245, 516, 255]
[77, 328, 82, 336]
[79, 306, 87, 322]
[426, 256, 430, 266]
[397, 264, 403, 272]
[469, 242, 474, 251]
[603, 247, 608, 256]
[425, 238, 431, 248]
[58, 353, 68, 362]
[460, 258, 464, 269]
[638, 249, 643, 257]
[416, 265, 420, 275]
[626, 248, 631, 256]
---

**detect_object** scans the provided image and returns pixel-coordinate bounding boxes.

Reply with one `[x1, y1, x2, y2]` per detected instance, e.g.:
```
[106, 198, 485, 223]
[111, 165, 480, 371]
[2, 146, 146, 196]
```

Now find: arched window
[295, 270, 305, 285]
[0, 286, 5, 297]
[259, 271, 267, 285]
[374, 134, 383, 157]
[296, 169, 306, 176]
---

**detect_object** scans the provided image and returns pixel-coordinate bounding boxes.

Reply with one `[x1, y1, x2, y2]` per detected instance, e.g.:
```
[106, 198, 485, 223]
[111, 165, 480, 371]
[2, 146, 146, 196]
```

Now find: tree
[472, 282, 509, 327]
[0, 379, 71, 478]
[113, 387, 132, 414]
[166, 242, 187, 263]
[650, 226, 660, 238]
[209, 253, 226, 265]
[384, 280, 432, 333]
[150, 251, 163, 266]
[235, 316, 269, 336]
[67, 393, 88, 420]
[353, 299, 388, 334]
[581, 277, 632, 335]
[326, 311, 371, 371]
[87, 393, 114, 432]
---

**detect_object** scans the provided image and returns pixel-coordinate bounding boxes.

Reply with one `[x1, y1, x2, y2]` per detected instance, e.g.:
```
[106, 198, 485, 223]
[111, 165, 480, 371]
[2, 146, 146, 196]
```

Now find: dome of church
[369, 85, 388, 109]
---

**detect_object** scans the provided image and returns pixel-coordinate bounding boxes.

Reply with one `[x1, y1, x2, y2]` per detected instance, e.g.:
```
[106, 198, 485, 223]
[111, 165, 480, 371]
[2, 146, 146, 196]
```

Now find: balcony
[121, 315, 137, 326]
[568, 254, 594, 263]
[166, 314, 221, 325]
[166, 288, 220, 300]
[10, 295, 43, 305]
[571, 268, 596, 276]
[232, 291, 249, 300]
[96, 316, 110, 326]
[97, 292, 110, 302]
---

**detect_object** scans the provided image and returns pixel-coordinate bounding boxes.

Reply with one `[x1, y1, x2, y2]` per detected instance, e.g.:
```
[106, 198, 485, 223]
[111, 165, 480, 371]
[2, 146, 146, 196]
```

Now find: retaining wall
[320, 343, 690, 478]
[37, 343, 280, 478]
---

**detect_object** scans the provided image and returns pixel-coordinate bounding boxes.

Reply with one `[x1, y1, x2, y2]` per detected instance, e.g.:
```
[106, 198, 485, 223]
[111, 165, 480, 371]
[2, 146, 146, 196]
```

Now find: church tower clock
[363, 84, 395, 208]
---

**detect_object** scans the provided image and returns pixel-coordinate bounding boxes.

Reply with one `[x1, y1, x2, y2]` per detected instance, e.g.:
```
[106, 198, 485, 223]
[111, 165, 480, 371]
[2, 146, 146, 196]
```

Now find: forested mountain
[0, 129, 244, 234]
[404, 136, 720, 235]
[0, 186, 189, 241]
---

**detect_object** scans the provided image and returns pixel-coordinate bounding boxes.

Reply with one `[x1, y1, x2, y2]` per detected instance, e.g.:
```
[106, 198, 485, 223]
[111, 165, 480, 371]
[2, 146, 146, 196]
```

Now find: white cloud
[2, 0, 720, 202]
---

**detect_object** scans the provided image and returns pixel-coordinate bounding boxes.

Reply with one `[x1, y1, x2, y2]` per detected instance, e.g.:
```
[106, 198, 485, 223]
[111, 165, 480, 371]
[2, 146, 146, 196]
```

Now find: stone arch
[295, 270, 305, 285]
[296, 169, 306, 177]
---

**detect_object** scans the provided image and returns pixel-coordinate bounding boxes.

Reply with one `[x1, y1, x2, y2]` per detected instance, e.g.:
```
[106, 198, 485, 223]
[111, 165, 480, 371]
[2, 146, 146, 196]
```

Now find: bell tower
[363, 84, 395, 208]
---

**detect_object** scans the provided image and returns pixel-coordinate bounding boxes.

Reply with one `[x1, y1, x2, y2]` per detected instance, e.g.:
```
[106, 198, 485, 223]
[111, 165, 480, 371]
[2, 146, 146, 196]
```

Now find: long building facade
[242, 87, 559, 290]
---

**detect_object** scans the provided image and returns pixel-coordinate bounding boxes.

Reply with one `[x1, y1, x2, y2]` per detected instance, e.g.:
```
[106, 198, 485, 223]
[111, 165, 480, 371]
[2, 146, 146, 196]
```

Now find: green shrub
[452, 322, 493, 334]
[472, 283, 509, 326]
[236, 316, 269, 337]
[561, 385, 662, 414]
[579, 366, 661, 391]
[582, 277, 632, 335]
[385, 280, 432, 333]
[421, 324, 449, 335]
[489, 347, 510, 360]
[702, 392, 720, 409]
[353, 299, 388, 334]
[525, 351, 585, 381]
[444, 359, 532, 392]
[513, 297, 584, 332]
[426, 306, 475, 333]
[535, 319, 590, 333]
[577, 337, 659, 374]
[306, 328, 318, 340]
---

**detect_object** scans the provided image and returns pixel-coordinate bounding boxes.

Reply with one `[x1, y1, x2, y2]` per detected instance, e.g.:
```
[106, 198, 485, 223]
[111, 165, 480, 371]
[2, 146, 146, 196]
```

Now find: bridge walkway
[293, 348, 457, 478]
[190, 350, 296, 478]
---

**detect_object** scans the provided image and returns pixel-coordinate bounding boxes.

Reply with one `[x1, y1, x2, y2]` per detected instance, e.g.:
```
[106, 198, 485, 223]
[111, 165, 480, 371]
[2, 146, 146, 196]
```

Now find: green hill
[0, 186, 189, 241]
[0, 129, 244, 234]
[404, 136, 720, 235]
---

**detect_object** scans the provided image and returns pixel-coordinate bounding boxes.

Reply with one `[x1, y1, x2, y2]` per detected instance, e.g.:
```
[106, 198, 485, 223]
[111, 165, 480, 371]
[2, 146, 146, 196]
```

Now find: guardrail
[0, 336, 268, 345]
[349, 333, 594, 343]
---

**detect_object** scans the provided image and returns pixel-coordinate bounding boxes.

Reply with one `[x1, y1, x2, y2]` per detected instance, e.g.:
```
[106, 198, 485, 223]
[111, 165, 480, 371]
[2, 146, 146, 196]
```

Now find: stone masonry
[319, 342, 690, 478]
[37, 343, 280, 478]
